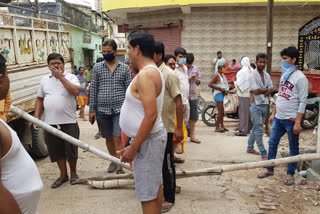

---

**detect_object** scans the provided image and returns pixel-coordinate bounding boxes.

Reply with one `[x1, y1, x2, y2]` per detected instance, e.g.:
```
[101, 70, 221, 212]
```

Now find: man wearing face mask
[173, 48, 189, 163]
[174, 48, 190, 129]
[89, 39, 131, 174]
[257, 46, 308, 186]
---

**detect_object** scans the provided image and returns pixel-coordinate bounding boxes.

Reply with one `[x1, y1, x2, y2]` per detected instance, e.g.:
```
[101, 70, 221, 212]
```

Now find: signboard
[99, 30, 108, 37]
[83, 32, 91, 43]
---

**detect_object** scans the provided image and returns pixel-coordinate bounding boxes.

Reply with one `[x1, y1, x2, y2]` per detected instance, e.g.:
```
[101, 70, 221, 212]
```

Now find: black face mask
[103, 53, 115, 62]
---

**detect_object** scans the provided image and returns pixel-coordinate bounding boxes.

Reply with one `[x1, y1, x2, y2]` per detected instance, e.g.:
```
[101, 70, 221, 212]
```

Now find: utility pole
[34, 0, 40, 18]
[265, 0, 274, 135]
[266, 0, 273, 75]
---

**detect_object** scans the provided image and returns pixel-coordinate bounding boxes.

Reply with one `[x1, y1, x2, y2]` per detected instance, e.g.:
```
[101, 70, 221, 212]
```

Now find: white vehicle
[1, 12, 73, 157]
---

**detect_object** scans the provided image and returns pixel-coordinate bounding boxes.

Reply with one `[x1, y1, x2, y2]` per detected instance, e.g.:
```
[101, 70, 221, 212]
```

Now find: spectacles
[168, 63, 175, 66]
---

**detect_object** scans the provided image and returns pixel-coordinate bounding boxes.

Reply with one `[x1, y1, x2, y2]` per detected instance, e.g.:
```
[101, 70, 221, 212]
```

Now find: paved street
[35, 108, 320, 214]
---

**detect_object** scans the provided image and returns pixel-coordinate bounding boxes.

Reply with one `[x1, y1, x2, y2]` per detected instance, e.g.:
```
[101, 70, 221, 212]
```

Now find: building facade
[105, 0, 320, 90]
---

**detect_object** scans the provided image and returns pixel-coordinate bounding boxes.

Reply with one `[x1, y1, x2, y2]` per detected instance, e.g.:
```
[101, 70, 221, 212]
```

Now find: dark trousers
[162, 132, 175, 203]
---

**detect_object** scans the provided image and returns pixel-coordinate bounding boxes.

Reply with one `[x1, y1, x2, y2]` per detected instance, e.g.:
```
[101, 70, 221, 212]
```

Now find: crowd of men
[0, 28, 308, 213]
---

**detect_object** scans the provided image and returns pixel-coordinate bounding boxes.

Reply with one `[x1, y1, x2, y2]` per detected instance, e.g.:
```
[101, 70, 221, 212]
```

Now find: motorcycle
[301, 97, 319, 129]
[201, 94, 239, 127]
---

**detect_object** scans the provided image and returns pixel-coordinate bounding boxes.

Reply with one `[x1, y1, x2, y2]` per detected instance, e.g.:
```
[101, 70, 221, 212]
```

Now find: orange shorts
[77, 96, 88, 106]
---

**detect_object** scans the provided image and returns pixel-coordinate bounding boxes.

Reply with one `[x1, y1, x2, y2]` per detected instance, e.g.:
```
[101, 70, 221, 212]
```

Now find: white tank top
[0, 119, 43, 214]
[213, 73, 226, 98]
[119, 65, 165, 137]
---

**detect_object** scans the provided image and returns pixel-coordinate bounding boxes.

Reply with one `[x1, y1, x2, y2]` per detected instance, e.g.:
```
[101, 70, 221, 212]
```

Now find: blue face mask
[103, 53, 115, 62]
[281, 60, 298, 83]
[178, 58, 186, 65]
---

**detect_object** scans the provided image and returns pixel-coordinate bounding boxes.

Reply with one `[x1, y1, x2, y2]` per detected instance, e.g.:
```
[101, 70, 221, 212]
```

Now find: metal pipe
[10, 105, 132, 171]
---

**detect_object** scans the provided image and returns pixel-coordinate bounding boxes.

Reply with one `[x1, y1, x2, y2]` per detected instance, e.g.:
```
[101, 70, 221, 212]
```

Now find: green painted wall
[71, 25, 103, 68]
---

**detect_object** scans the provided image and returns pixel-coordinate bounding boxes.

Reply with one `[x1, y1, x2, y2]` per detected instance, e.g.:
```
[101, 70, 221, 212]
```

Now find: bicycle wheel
[201, 104, 217, 127]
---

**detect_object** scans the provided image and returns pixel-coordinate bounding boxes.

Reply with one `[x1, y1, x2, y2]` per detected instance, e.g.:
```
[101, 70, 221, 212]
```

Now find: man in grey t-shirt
[258, 46, 308, 186]
[247, 53, 274, 160]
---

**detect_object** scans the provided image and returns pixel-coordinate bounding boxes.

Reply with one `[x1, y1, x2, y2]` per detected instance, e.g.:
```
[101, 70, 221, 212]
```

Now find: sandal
[173, 157, 185, 163]
[222, 128, 229, 132]
[161, 202, 174, 213]
[284, 178, 295, 186]
[51, 177, 68, 188]
[70, 174, 79, 185]
[215, 129, 225, 133]
[257, 172, 273, 179]
[190, 138, 201, 144]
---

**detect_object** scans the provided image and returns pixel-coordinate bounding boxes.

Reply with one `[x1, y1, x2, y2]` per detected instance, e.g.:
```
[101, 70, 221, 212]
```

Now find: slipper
[116, 169, 125, 174]
[51, 177, 68, 188]
[190, 138, 201, 144]
[161, 202, 174, 213]
[215, 129, 225, 133]
[176, 185, 181, 194]
[70, 174, 79, 185]
[173, 157, 185, 163]
[222, 128, 229, 132]
[247, 149, 261, 155]
[284, 178, 295, 186]
[257, 172, 273, 179]
[234, 131, 247, 136]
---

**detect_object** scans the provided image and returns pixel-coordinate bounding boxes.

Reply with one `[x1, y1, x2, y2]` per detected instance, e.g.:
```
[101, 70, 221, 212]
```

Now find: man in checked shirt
[89, 39, 132, 174]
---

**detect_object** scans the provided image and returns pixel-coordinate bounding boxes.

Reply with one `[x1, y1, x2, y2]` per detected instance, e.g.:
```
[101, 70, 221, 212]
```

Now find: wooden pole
[10, 105, 132, 171]
[265, 0, 274, 135]
[85, 153, 320, 189]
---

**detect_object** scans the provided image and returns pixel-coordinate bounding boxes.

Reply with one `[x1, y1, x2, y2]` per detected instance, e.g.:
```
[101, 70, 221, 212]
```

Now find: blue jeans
[266, 117, 299, 175]
[247, 104, 268, 157]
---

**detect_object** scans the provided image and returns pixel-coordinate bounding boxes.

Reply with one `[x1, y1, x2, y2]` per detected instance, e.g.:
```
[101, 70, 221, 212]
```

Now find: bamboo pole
[86, 153, 320, 188]
[88, 179, 135, 189]
[177, 153, 320, 177]
[10, 105, 131, 170]
[75, 173, 134, 184]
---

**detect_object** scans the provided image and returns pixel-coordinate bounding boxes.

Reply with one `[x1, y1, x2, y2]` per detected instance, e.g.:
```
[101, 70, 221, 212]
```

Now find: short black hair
[232, 59, 236, 63]
[74, 65, 77, 69]
[0, 54, 6, 75]
[79, 66, 84, 71]
[174, 47, 187, 57]
[96, 57, 104, 63]
[47, 53, 64, 64]
[256, 53, 267, 62]
[251, 63, 256, 69]
[280, 46, 299, 65]
[164, 54, 176, 64]
[128, 30, 155, 59]
[102, 39, 117, 51]
[154, 41, 165, 61]
[186, 53, 194, 64]
[217, 51, 222, 55]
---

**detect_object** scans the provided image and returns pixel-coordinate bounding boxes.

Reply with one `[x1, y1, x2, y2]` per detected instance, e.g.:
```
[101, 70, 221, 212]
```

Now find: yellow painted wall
[103, 0, 320, 11]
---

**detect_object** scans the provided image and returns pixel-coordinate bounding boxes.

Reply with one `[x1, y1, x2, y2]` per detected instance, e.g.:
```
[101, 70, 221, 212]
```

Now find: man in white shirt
[34, 53, 81, 188]
[174, 47, 190, 127]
